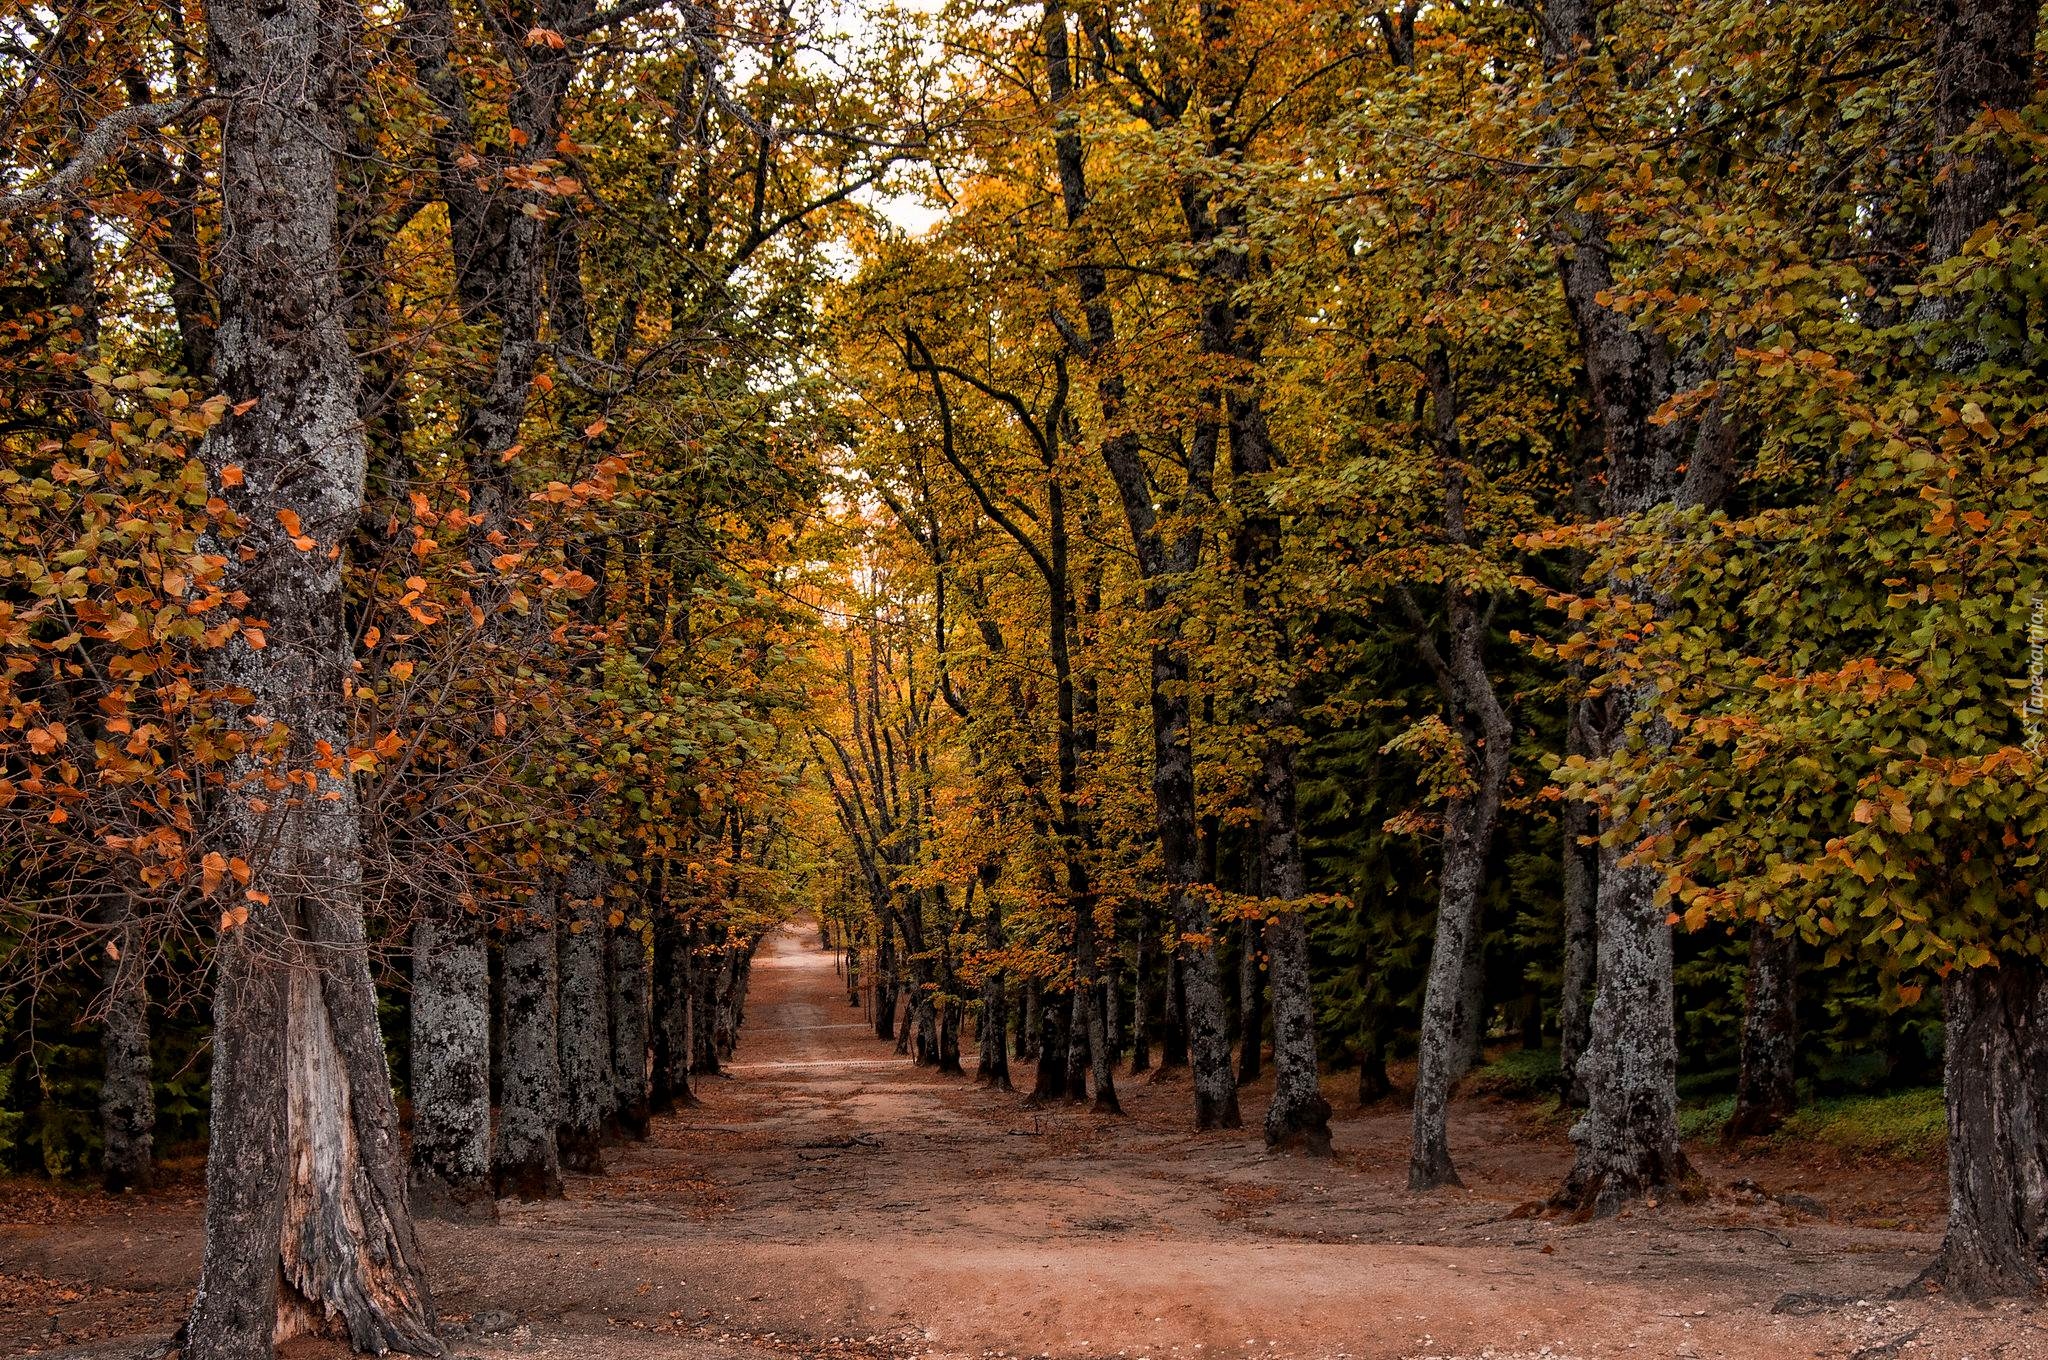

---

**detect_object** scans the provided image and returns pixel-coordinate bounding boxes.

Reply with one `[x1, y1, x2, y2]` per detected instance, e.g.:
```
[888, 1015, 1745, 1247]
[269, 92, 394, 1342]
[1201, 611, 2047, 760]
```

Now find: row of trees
[808, 0, 2048, 1304]
[0, 0, 903, 1350]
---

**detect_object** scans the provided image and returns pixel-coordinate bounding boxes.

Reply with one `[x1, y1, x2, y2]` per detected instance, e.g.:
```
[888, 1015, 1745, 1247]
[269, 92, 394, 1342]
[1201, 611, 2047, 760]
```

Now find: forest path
[5, 919, 2042, 1360]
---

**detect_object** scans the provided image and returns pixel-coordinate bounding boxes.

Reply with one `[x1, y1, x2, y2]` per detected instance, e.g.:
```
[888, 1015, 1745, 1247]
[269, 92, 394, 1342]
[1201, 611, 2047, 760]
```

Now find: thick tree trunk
[99, 906, 153, 1193]
[977, 971, 1011, 1088]
[606, 919, 651, 1138]
[494, 890, 563, 1200]
[1726, 922, 1798, 1140]
[648, 914, 695, 1112]
[408, 918, 493, 1220]
[1237, 916, 1263, 1082]
[555, 868, 609, 1173]
[1923, 959, 2048, 1298]
[1263, 910, 1330, 1154]
[1026, 986, 1071, 1104]
[1553, 818, 1692, 1216]
[873, 928, 897, 1042]
[691, 926, 722, 1076]
[186, 0, 440, 1347]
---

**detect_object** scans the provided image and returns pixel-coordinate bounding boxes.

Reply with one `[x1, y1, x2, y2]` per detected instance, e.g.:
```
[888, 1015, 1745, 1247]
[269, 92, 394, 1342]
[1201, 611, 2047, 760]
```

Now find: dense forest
[2, 0, 2046, 1354]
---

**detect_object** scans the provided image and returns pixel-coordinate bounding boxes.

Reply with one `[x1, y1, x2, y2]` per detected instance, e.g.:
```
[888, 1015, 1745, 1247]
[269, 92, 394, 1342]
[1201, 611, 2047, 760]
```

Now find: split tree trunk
[98, 904, 153, 1193]
[1726, 922, 1798, 1140]
[494, 890, 563, 1200]
[555, 866, 609, 1173]
[607, 918, 651, 1138]
[185, 0, 440, 1347]
[409, 918, 493, 1219]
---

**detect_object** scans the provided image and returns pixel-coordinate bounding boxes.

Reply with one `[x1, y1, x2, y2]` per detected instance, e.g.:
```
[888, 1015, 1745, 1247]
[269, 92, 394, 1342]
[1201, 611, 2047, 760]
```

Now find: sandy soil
[4, 920, 2045, 1360]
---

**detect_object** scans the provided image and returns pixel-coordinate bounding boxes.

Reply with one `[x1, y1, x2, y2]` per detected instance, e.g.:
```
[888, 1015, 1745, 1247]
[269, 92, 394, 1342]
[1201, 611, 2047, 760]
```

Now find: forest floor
[4, 920, 2045, 1360]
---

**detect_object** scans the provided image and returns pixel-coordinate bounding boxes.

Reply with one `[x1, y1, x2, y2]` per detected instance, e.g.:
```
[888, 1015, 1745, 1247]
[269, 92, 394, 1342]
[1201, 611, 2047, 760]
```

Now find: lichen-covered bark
[1553, 827, 1692, 1216]
[98, 905, 153, 1194]
[555, 866, 609, 1173]
[1726, 922, 1798, 1140]
[1925, 959, 2048, 1298]
[494, 889, 563, 1200]
[184, 0, 439, 1346]
[409, 918, 493, 1220]
[607, 919, 651, 1138]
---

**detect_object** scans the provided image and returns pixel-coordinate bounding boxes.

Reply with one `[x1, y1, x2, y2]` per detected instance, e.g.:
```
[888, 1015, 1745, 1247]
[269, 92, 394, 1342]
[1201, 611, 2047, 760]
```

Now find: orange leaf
[202, 850, 228, 895]
[277, 508, 303, 536]
[220, 464, 245, 487]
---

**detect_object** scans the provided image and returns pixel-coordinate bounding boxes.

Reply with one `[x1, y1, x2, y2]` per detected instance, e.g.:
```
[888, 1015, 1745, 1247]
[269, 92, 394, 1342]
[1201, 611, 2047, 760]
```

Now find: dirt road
[5, 920, 2044, 1359]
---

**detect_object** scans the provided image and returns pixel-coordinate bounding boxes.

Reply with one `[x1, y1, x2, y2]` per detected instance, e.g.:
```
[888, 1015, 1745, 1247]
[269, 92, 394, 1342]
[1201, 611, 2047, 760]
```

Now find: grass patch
[1678, 1087, 1946, 1161]
[1776, 1087, 1945, 1161]
[1466, 1046, 1560, 1099]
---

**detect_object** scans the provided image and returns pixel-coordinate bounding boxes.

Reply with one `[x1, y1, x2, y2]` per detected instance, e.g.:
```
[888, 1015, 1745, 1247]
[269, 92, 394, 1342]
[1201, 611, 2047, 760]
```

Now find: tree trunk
[555, 868, 609, 1173]
[1263, 910, 1330, 1154]
[648, 914, 695, 1112]
[1553, 822, 1692, 1216]
[494, 890, 563, 1200]
[1064, 987, 1091, 1100]
[409, 918, 493, 1220]
[1726, 922, 1798, 1140]
[1237, 916, 1264, 1082]
[1409, 796, 1492, 1188]
[1019, 980, 1040, 1060]
[977, 970, 1011, 1088]
[1159, 950, 1188, 1071]
[874, 927, 897, 1042]
[691, 926, 722, 1076]
[1557, 701, 1600, 1107]
[99, 905, 153, 1194]
[185, 0, 440, 1345]
[1130, 922, 1152, 1074]
[607, 919, 651, 1138]
[1027, 986, 1071, 1105]
[1923, 959, 2048, 1298]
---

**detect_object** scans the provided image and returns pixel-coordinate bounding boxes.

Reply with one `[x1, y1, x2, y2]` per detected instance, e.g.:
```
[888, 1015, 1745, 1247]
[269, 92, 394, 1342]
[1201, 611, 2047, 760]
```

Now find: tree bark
[99, 905, 153, 1193]
[1130, 921, 1152, 1074]
[1552, 827, 1691, 1216]
[1923, 959, 2048, 1298]
[494, 890, 563, 1200]
[1237, 916, 1263, 1082]
[185, 0, 440, 1347]
[1557, 700, 1600, 1107]
[607, 918, 651, 1138]
[555, 866, 609, 1173]
[1726, 923, 1798, 1140]
[648, 913, 695, 1112]
[691, 925, 723, 1076]
[408, 918, 493, 1220]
